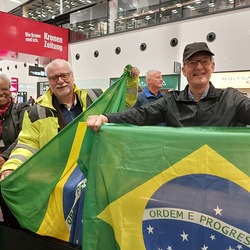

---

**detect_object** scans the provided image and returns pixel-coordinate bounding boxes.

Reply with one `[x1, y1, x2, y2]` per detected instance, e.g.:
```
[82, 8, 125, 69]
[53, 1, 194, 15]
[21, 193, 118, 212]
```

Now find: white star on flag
[147, 224, 154, 234]
[210, 234, 216, 240]
[201, 244, 208, 250]
[180, 231, 189, 241]
[213, 205, 223, 215]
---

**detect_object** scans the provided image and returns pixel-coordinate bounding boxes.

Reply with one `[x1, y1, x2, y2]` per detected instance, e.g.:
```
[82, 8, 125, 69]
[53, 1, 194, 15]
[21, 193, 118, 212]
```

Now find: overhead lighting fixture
[208, 2, 215, 7]
[10, 0, 21, 3]
[187, 5, 195, 10]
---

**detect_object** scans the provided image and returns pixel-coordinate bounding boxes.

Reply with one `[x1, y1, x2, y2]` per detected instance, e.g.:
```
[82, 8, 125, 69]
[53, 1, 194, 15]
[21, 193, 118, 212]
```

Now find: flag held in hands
[0, 65, 135, 245]
[80, 125, 250, 250]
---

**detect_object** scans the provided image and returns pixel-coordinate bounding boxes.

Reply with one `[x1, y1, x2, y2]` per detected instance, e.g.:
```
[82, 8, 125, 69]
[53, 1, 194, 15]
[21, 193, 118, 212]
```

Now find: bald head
[45, 59, 72, 76]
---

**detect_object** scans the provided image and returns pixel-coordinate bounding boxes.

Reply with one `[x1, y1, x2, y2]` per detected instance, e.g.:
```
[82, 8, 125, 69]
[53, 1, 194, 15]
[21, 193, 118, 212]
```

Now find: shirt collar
[57, 94, 77, 110]
[188, 86, 209, 101]
[144, 88, 163, 98]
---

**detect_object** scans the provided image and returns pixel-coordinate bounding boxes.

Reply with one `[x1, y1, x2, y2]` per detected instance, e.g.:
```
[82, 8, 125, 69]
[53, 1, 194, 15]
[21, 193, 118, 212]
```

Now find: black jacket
[1, 101, 30, 160]
[106, 83, 250, 127]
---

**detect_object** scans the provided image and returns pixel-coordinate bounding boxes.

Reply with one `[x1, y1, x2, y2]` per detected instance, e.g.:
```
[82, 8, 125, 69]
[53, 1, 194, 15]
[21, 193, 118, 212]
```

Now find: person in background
[28, 96, 35, 106]
[86, 41, 250, 131]
[0, 59, 139, 180]
[0, 74, 29, 228]
[0, 74, 29, 170]
[134, 69, 163, 108]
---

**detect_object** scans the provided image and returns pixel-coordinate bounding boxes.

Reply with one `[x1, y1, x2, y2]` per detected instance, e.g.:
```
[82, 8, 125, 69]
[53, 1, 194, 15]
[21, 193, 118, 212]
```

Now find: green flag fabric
[0, 66, 133, 245]
[80, 125, 250, 249]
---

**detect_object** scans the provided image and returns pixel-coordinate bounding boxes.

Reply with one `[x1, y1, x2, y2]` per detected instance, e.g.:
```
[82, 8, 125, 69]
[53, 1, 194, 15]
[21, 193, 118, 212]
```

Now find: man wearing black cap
[182, 42, 215, 102]
[87, 42, 250, 130]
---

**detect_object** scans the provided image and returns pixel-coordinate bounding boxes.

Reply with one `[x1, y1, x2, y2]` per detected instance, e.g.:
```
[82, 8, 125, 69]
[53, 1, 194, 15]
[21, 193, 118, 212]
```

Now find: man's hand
[130, 67, 140, 78]
[124, 65, 140, 78]
[87, 115, 108, 132]
[0, 170, 13, 181]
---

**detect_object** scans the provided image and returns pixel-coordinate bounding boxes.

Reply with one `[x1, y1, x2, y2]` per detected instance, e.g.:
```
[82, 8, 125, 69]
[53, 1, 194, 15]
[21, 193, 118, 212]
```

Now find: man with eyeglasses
[86, 42, 250, 131]
[0, 59, 139, 180]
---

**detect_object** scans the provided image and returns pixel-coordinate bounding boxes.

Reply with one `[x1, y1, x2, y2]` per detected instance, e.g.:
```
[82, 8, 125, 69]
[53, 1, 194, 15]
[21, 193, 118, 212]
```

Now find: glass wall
[9, 0, 250, 42]
[12, 0, 99, 21]
[70, 3, 108, 39]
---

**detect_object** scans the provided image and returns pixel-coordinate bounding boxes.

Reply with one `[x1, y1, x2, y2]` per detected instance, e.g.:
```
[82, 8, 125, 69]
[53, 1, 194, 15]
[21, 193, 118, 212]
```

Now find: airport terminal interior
[0, 0, 250, 249]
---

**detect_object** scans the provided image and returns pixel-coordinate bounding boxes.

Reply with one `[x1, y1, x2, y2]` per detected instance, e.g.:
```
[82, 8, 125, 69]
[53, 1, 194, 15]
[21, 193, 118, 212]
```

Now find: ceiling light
[10, 0, 21, 3]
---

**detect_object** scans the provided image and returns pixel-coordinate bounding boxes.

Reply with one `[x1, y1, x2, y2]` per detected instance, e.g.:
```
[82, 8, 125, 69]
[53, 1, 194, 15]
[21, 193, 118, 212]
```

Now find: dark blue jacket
[134, 88, 163, 108]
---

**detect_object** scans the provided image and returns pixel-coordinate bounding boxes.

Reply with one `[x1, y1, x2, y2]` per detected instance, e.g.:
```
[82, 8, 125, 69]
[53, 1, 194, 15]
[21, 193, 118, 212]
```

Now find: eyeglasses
[185, 59, 212, 68]
[48, 72, 71, 83]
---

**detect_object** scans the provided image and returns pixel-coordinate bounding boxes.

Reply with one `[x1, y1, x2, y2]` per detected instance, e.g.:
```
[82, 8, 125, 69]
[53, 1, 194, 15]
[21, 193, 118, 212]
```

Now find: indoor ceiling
[2, 0, 97, 22]
[0, 0, 28, 13]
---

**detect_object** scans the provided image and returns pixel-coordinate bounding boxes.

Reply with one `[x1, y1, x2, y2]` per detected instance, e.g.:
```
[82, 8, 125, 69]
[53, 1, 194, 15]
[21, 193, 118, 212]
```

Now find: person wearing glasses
[0, 59, 139, 181]
[86, 42, 250, 131]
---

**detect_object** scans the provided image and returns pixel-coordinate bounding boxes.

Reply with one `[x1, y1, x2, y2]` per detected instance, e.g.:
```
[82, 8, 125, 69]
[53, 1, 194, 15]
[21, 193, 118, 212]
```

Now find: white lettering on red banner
[44, 32, 63, 52]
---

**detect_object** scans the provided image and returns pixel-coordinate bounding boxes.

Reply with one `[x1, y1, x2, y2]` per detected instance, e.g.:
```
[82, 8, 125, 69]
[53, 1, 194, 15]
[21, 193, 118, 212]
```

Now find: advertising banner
[28, 66, 46, 77]
[10, 77, 18, 103]
[0, 11, 68, 60]
[211, 71, 250, 89]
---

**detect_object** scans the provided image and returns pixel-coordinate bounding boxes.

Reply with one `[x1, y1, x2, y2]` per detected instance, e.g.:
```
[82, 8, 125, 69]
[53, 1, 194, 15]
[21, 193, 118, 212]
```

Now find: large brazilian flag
[80, 125, 250, 249]
[0, 66, 134, 245]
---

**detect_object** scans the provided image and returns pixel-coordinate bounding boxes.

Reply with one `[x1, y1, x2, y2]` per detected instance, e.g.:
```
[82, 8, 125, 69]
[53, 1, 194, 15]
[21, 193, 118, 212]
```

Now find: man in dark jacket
[86, 42, 250, 130]
[134, 70, 164, 107]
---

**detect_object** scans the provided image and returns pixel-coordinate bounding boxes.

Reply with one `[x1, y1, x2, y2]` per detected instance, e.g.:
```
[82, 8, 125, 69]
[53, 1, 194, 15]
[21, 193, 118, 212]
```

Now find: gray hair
[145, 70, 162, 81]
[0, 74, 11, 88]
[45, 59, 73, 75]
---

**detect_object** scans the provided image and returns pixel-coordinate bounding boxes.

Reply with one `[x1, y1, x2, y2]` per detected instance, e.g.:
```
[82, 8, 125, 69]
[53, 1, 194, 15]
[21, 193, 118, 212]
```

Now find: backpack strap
[86, 89, 103, 107]
[27, 104, 57, 123]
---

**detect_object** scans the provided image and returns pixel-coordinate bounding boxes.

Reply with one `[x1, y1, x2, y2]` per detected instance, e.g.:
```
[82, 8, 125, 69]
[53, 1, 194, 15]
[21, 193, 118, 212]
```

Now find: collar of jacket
[177, 82, 223, 101]
[36, 84, 84, 109]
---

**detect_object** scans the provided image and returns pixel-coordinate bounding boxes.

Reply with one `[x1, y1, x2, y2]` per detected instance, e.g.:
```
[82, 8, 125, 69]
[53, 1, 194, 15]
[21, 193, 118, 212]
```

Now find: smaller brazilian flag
[80, 125, 250, 250]
[0, 66, 134, 245]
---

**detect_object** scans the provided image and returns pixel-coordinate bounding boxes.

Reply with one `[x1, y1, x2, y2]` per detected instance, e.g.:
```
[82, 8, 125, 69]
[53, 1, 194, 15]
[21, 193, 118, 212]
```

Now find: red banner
[0, 11, 68, 60]
[10, 77, 18, 93]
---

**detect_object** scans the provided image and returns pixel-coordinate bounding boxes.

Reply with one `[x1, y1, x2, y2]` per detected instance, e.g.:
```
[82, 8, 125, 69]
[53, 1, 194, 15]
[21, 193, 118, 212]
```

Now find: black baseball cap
[183, 42, 214, 62]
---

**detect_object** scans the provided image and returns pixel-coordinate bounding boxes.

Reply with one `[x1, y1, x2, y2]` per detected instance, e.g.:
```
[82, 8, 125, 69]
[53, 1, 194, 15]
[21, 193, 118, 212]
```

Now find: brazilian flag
[0, 66, 134, 245]
[80, 125, 250, 249]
